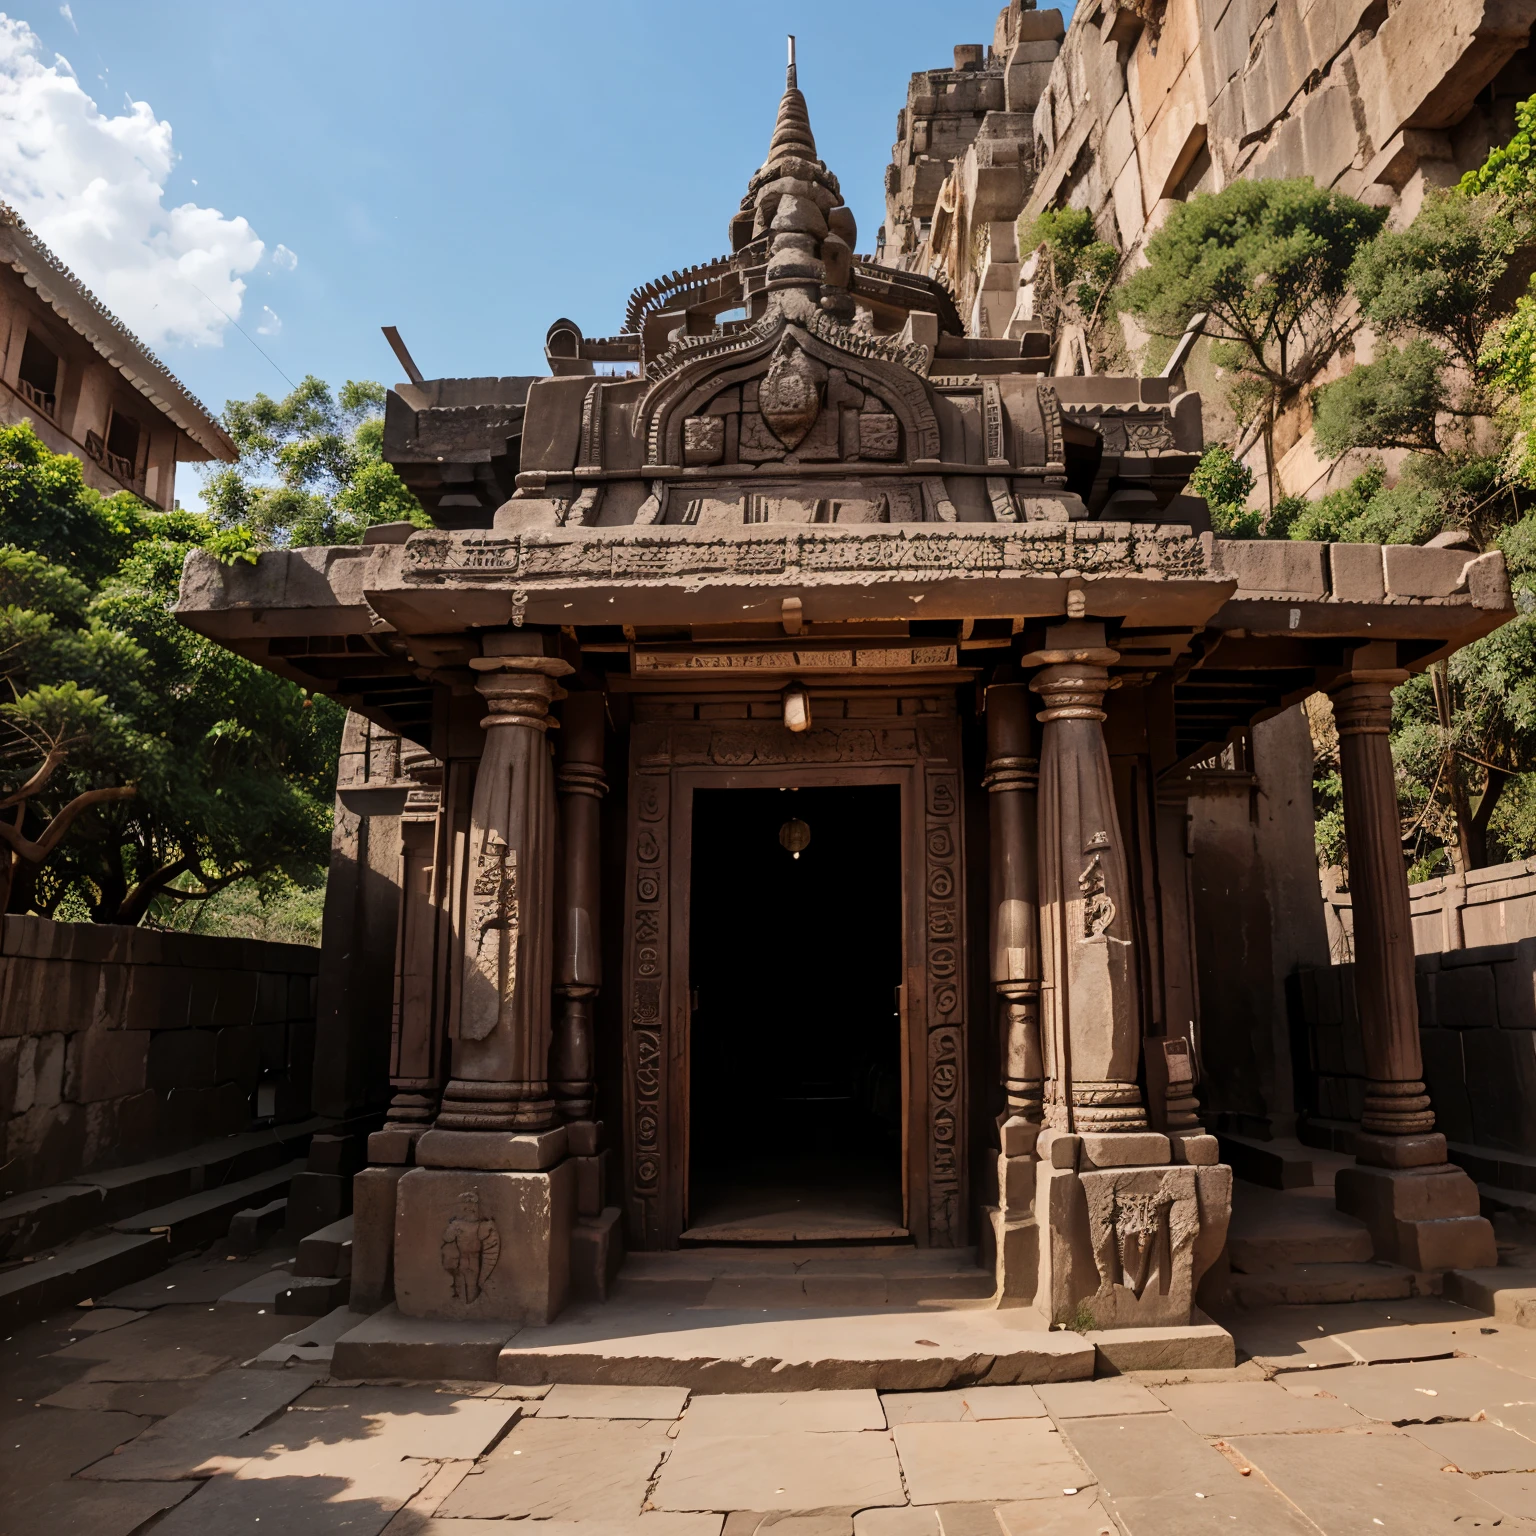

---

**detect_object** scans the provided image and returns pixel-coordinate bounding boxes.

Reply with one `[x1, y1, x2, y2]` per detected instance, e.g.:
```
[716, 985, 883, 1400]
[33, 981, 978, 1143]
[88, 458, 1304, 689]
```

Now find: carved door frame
[621, 712, 966, 1250]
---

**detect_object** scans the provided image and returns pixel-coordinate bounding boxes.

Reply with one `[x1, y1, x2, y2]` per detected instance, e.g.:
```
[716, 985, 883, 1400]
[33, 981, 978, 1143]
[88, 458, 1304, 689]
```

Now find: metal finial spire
[787, 34, 796, 88]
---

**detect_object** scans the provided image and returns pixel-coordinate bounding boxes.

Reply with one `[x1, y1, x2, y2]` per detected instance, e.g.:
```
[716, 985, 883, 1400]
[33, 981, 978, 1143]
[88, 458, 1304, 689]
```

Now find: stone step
[1444, 1265, 1536, 1326]
[1230, 1261, 1424, 1308]
[1217, 1134, 1315, 1190]
[1228, 1181, 1376, 1272]
[333, 1300, 1104, 1388]
[277, 1274, 350, 1315]
[296, 1215, 353, 1278]
[228, 1198, 288, 1256]
[0, 1231, 168, 1329]
[0, 1117, 334, 1260]
[112, 1160, 306, 1254]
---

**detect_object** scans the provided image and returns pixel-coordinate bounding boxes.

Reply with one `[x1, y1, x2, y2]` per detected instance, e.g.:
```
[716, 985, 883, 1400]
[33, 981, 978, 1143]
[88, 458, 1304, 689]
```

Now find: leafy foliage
[1348, 191, 1518, 377]
[1119, 178, 1385, 415]
[201, 376, 425, 547]
[1311, 340, 1450, 457]
[1189, 445, 1261, 537]
[0, 421, 341, 925]
[1019, 207, 1120, 323]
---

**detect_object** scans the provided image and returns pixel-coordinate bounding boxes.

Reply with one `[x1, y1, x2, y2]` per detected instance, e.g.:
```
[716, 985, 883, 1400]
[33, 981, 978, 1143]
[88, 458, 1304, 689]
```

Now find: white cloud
[255, 305, 281, 336]
[271, 242, 297, 271]
[0, 16, 270, 348]
[57, 4, 75, 33]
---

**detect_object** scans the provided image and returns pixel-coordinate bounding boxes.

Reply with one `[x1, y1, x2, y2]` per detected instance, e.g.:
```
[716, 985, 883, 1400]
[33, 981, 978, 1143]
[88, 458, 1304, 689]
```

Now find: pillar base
[368, 1126, 426, 1166]
[1335, 1161, 1496, 1270]
[571, 1207, 625, 1301]
[417, 1126, 567, 1171]
[394, 1163, 576, 1324]
[982, 1204, 1040, 1306]
[1033, 1130, 1232, 1332]
[350, 1165, 408, 1313]
[1354, 1130, 1447, 1169]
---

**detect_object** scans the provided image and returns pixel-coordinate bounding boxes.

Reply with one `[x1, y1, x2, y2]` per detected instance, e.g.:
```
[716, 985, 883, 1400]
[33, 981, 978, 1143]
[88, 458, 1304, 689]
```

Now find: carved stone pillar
[1027, 624, 1231, 1332]
[553, 692, 605, 1125]
[381, 748, 451, 1144]
[395, 639, 578, 1325]
[434, 650, 571, 1135]
[1329, 662, 1496, 1270]
[1031, 627, 1147, 1133]
[552, 689, 624, 1300]
[983, 680, 1043, 1304]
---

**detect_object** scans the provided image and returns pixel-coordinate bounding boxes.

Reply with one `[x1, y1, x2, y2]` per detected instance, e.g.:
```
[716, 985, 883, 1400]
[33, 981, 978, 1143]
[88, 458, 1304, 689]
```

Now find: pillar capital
[471, 655, 573, 731]
[1328, 670, 1408, 737]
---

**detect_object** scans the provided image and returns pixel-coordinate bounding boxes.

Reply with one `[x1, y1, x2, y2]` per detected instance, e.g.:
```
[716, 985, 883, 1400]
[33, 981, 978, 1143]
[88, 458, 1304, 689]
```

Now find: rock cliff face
[881, 0, 1536, 495]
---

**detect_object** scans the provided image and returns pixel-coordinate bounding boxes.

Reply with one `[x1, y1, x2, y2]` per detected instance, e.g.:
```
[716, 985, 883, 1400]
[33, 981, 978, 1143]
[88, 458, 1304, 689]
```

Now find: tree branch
[0, 785, 136, 865]
[0, 748, 65, 810]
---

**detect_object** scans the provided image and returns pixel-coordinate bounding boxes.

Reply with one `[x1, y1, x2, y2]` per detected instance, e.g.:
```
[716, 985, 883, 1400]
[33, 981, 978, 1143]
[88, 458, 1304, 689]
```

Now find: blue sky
[1, 0, 1075, 442]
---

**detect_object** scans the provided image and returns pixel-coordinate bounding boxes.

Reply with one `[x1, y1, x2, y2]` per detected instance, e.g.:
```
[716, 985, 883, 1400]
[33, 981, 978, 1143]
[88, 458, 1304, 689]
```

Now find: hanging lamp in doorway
[778, 817, 811, 860]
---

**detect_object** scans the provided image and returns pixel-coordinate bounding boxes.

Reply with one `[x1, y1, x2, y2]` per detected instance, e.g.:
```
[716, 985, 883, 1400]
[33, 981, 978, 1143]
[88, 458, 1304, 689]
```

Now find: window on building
[16, 332, 59, 417]
[105, 408, 141, 469]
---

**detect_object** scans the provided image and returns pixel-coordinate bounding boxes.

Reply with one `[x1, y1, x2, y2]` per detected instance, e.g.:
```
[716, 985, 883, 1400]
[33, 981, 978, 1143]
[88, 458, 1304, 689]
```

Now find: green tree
[0, 420, 342, 925]
[202, 376, 425, 547]
[1311, 340, 1450, 457]
[1118, 178, 1385, 503]
[1348, 190, 1518, 379]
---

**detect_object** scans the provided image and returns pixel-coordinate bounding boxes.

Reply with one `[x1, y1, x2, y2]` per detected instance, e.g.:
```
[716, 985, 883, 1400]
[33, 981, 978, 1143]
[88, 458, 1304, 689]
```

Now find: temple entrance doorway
[684, 784, 906, 1242]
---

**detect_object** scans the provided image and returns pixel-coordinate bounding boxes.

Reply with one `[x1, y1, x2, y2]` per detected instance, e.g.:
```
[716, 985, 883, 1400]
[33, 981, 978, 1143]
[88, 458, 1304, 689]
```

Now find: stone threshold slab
[494, 1307, 1094, 1391]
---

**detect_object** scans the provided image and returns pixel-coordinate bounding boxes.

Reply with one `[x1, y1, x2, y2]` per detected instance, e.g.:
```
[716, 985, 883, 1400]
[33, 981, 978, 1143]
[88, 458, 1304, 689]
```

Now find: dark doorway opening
[687, 784, 905, 1242]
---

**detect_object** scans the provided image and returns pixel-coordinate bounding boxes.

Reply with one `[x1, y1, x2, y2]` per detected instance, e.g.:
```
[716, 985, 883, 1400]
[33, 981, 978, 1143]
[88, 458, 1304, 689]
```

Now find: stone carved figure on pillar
[436, 645, 573, 1133]
[1032, 629, 1155, 1136]
[440, 1189, 501, 1304]
[553, 690, 607, 1123]
[1030, 625, 1147, 1132]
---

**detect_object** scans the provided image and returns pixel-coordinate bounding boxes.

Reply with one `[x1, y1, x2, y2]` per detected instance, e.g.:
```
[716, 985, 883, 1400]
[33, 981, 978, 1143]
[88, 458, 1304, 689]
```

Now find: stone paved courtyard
[5, 1244, 1536, 1534]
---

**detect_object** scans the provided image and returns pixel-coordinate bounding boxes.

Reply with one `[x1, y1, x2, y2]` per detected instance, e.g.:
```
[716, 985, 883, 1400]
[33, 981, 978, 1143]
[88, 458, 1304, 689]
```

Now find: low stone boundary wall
[0, 916, 319, 1194]
[1292, 940, 1536, 1157]
[1323, 856, 1536, 959]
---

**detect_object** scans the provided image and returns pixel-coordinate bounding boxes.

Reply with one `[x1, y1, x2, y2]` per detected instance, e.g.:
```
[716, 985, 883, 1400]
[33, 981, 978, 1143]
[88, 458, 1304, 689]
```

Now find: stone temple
[177, 54, 1514, 1364]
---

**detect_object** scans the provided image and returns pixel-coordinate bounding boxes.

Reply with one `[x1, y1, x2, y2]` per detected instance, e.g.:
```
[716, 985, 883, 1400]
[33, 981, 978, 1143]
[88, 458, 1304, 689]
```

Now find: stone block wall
[1292, 940, 1536, 1156]
[0, 915, 319, 1196]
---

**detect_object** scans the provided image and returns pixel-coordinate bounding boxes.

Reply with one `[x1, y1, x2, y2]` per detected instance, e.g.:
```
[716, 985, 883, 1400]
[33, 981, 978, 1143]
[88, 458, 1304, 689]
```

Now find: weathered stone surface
[538, 1382, 689, 1419]
[891, 1418, 1094, 1504]
[330, 1303, 513, 1381]
[78, 1366, 319, 1480]
[440, 1416, 671, 1520]
[684, 1389, 885, 1434]
[654, 1428, 906, 1512]
[1233, 1427, 1520, 1533]
[1151, 1380, 1364, 1435]
[394, 1164, 574, 1324]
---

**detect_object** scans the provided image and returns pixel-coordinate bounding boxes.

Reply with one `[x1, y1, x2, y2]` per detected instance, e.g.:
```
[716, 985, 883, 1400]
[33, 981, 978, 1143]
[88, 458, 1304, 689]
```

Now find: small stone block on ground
[1087, 1320, 1235, 1374]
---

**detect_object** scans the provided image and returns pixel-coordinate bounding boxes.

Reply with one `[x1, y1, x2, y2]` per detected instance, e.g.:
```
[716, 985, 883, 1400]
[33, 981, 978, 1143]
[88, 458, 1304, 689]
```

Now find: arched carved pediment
[639, 317, 941, 470]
